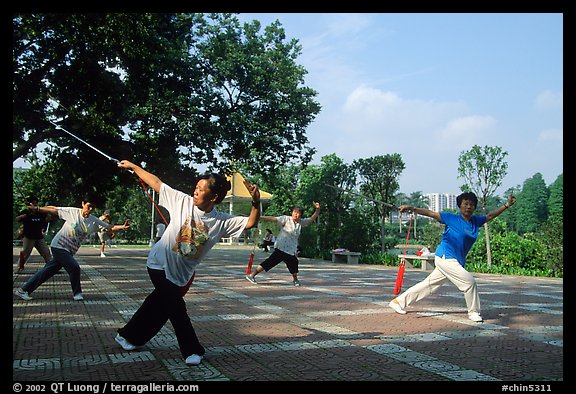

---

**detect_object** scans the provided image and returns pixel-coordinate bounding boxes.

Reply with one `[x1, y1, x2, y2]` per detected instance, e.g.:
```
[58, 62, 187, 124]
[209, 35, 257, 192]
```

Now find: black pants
[22, 247, 81, 296]
[260, 248, 299, 274]
[117, 268, 205, 358]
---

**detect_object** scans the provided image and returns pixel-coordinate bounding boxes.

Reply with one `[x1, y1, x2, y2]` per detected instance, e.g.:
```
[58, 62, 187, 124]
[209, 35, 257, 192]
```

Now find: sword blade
[48, 120, 119, 163]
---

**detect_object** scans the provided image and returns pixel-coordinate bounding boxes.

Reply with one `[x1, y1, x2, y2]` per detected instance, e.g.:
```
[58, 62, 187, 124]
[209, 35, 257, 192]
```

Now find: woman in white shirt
[114, 160, 261, 366]
[246, 202, 320, 286]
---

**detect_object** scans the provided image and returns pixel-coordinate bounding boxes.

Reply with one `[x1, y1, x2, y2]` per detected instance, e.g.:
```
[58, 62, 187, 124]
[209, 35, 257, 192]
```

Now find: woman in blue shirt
[389, 192, 516, 322]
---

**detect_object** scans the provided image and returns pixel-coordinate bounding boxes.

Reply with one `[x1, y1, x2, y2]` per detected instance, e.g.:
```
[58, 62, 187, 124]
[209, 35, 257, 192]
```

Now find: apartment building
[424, 193, 458, 212]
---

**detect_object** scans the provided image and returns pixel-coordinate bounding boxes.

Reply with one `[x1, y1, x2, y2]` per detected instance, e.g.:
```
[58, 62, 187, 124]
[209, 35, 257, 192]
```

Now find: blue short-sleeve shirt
[434, 212, 486, 267]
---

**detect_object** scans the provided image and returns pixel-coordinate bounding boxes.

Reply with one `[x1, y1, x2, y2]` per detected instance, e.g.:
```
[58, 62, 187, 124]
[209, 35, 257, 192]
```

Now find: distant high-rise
[424, 193, 457, 212]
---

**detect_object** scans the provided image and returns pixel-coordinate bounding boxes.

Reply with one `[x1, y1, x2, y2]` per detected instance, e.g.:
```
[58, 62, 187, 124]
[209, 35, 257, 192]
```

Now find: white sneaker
[185, 354, 203, 365]
[73, 293, 84, 301]
[388, 299, 407, 315]
[15, 289, 33, 301]
[115, 334, 137, 351]
[100, 252, 106, 258]
[468, 312, 483, 322]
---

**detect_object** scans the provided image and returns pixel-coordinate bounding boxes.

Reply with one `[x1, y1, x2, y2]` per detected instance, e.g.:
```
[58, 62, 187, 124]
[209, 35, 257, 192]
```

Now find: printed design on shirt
[172, 215, 209, 259]
[58, 219, 89, 253]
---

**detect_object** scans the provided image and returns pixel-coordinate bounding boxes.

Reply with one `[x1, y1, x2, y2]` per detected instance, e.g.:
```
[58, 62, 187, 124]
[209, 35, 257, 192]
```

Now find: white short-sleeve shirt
[273, 215, 313, 256]
[51, 208, 111, 255]
[147, 183, 248, 286]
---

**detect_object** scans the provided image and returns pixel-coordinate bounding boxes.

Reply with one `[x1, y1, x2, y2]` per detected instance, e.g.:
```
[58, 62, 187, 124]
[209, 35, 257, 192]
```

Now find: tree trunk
[381, 213, 386, 253]
[484, 222, 492, 267]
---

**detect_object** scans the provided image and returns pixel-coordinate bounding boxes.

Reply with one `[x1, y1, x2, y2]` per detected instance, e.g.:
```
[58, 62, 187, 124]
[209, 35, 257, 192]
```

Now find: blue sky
[237, 13, 563, 196]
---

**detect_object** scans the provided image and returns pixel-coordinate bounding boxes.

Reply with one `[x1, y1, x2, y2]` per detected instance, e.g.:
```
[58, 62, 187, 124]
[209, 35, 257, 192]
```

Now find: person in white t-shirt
[114, 160, 261, 366]
[246, 202, 320, 287]
[15, 196, 130, 302]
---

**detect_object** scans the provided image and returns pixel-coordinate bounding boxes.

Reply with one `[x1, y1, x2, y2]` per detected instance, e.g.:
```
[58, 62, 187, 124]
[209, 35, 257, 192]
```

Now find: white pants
[395, 255, 481, 315]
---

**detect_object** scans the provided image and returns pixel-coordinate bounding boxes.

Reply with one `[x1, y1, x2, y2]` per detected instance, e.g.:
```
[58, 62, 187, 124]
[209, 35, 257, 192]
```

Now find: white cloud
[324, 13, 373, 37]
[437, 115, 498, 150]
[537, 128, 563, 143]
[334, 85, 471, 150]
[534, 90, 563, 111]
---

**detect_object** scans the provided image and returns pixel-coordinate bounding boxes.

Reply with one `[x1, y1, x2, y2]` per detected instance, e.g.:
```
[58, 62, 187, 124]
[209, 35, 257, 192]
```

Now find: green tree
[13, 13, 320, 202]
[297, 155, 369, 256]
[458, 145, 508, 267]
[353, 154, 405, 252]
[547, 174, 563, 222]
[535, 217, 563, 277]
[515, 173, 550, 234]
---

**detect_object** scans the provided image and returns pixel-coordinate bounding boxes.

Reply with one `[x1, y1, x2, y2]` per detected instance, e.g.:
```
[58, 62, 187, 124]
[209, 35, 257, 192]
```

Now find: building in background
[424, 193, 457, 212]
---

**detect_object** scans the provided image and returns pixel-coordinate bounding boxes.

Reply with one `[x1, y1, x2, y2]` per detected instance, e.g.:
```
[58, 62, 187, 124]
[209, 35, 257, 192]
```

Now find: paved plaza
[12, 245, 564, 386]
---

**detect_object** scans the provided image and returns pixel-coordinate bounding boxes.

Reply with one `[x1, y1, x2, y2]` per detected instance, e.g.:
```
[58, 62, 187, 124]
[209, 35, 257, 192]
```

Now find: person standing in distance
[389, 192, 516, 322]
[14, 195, 52, 271]
[246, 202, 320, 286]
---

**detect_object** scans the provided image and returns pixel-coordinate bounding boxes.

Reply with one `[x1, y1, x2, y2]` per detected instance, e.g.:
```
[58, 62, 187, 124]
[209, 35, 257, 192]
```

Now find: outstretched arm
[260, 216, 277, 222]
[486, 194, 517, 222]
[28, 205, 59, 217]
[398, 205, 441, 221]
[118, 160, 162, 193]
[109, 223, 131, 232]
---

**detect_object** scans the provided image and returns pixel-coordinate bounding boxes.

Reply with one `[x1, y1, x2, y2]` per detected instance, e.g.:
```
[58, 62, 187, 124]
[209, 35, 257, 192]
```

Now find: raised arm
[486, 194, 517, 222]
[117, 160, 162, 193]
[243, 178, 261, 230]
[398, 205, 441, 222]
[309, 201, 321, 222]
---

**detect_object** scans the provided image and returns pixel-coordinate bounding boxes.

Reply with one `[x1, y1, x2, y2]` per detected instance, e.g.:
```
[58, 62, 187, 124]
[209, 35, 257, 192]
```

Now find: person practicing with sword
[246, 202, 320, 287]
[114, 160, 261, 366]
[389, 191, 516, 323]
[15, 195, 130, 302]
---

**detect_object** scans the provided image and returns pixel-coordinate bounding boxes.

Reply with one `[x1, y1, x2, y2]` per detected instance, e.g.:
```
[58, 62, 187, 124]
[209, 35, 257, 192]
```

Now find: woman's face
[193, 179, 217, 211]
[291, 208, 302, 223]
[459, 198, 476, 218]
[81, 201, 95, 218]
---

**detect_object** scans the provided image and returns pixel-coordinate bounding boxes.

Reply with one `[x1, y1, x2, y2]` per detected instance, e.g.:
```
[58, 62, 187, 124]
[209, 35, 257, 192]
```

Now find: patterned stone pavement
[12, 245, 564, 387]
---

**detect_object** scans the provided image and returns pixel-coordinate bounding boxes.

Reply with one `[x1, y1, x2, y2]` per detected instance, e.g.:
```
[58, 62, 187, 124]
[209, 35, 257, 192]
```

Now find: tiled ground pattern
[12, 246, 563, 382]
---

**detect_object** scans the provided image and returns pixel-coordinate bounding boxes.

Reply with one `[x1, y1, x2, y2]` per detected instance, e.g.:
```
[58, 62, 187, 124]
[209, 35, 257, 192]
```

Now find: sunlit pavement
[13, 245, 563, 384]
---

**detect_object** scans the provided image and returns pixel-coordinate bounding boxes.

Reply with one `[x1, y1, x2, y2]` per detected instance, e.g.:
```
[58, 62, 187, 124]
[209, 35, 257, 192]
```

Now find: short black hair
[26, 195, 38, 204]
[197, 173, 231, 204]
[292, 206, 304, 215]
[81, 193, 100, 207]
[456, 192, 478, 208]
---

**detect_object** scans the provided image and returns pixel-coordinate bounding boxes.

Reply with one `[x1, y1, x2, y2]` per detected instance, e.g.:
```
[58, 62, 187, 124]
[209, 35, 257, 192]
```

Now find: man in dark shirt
[15, 195, 52, 271]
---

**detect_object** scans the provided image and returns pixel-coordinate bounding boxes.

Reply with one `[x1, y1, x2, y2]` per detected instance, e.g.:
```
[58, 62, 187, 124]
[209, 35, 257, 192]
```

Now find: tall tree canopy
[13, 13, 320, 198]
